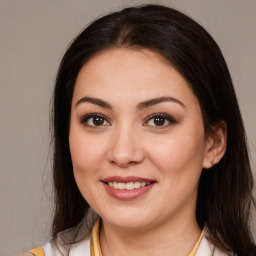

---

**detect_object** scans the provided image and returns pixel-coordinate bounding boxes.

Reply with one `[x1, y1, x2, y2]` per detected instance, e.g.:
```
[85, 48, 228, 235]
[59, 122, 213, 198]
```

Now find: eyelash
[80, 113, 178, 128]
[143, 113, 178, 128]
[80, 113, 110, 127]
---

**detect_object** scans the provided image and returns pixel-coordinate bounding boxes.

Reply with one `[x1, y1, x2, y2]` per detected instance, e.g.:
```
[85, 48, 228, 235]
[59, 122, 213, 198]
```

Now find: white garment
[43, 238, 90, 256]
[195, 234, 231, 256]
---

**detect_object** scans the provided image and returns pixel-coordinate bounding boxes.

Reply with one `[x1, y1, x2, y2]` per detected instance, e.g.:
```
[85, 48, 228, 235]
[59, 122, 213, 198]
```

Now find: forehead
[72, 48, 198, 108]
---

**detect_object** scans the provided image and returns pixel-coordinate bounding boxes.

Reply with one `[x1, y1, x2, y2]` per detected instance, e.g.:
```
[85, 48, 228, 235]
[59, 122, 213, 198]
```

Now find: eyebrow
[136, 96, 185, 110]
[75, 96, 185, 110]
[75, 97, 112, 109]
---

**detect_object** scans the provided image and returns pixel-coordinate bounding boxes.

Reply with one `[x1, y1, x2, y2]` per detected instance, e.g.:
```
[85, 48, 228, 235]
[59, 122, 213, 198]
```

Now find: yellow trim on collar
[90, 218, 206, 256]
[91, 218, 102, 256]
[29, 247, 45, 256]
[188, 226, 206, 256]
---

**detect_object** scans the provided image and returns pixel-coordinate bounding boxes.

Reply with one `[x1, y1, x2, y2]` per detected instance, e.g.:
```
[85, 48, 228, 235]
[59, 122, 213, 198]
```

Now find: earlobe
[203, 121, 227, 169]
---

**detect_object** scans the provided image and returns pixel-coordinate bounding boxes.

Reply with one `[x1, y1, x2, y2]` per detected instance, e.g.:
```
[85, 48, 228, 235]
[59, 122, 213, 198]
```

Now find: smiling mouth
[101, 176, 156, 199]
[104, 181, 153, 190]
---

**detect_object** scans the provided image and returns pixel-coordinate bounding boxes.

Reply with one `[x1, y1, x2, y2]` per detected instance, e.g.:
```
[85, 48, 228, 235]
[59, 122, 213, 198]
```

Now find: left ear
[203, 121, 227, 169]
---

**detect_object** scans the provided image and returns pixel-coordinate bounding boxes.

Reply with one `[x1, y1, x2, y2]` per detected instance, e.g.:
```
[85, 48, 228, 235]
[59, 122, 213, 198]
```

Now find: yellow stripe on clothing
[29, 247, 45, 256]
[91, 218, 102, 256]
[188, 226, 206, 256]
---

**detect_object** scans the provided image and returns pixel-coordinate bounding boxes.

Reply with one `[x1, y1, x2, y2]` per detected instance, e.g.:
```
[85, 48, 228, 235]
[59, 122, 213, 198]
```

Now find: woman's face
[69, 48, 211, 230]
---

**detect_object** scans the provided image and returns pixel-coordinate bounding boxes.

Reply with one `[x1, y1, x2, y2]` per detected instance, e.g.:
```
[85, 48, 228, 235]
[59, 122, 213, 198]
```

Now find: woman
[25, 4, 255, 256]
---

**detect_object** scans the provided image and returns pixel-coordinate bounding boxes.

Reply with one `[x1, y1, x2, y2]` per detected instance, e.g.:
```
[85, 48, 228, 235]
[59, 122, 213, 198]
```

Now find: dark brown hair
[51, 4, 255, 255]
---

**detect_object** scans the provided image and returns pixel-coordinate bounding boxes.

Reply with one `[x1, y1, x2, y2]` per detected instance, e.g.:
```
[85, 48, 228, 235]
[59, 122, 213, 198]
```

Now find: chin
[100, 209, 156, 230]
[109, 219, 149, 230]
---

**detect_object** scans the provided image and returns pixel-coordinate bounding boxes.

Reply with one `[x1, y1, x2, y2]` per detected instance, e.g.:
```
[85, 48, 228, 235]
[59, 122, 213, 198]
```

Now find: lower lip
[103, 183, 155, 200]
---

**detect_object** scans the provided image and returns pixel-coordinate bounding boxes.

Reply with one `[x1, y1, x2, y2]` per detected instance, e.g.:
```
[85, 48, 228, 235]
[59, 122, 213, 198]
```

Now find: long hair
[51, 4, 255, 255]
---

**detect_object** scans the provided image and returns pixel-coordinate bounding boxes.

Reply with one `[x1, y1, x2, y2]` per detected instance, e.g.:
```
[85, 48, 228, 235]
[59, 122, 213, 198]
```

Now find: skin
[69, 48, 226, 256]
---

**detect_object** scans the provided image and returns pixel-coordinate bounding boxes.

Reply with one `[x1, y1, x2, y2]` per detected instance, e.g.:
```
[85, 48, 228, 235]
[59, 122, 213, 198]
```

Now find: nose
[107, 125, 145, 168]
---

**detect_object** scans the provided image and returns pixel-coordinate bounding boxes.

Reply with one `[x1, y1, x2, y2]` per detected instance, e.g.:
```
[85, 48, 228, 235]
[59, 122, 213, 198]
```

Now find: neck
[100, 213, 201, 256]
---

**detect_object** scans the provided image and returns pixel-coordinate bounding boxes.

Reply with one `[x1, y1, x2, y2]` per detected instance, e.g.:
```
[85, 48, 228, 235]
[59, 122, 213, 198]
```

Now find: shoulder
[196, 230, 236, 256]
[16, 246, 47, 256]
[18, 236, 91, 256]
[21, 217, 94, 256]
[42, 236, 91, 256]
[68, 237, 91, 256]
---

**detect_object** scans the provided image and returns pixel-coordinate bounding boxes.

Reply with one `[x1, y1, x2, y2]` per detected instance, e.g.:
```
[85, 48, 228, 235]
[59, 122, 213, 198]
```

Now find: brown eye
[81, 114, 111, 127]
[153, 117, 165, 126]
[143, 113, 178, 128]
[93, 117, 104, 126]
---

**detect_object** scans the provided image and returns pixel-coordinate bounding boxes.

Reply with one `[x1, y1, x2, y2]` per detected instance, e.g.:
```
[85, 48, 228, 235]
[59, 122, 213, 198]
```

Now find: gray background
[0, 0, 255, 255]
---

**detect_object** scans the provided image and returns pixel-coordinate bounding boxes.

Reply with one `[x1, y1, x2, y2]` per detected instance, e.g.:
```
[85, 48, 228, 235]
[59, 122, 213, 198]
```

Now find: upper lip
[101, 176, 156, 183]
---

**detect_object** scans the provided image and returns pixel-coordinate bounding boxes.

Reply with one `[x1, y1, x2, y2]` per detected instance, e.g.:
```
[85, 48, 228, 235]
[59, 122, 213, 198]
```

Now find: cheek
[148, 127, 206, 180]
[69, 126, 108, 206]
[69, 126, 106, 177]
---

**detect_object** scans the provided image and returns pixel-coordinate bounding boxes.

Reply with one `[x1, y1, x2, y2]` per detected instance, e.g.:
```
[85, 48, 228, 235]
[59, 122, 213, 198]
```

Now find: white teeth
[140, 182, 146, 187]
[107, 181, 151, 190]
[134, 182, 140, 189]
[118, 182, 126, 189]
[125, 182, 134, 190]
[113, 181, 118, 189]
